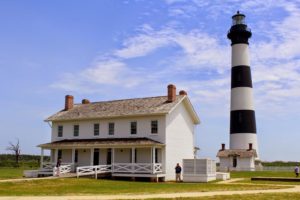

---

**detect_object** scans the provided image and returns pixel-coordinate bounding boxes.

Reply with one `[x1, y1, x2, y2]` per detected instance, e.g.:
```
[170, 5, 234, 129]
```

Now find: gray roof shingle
[38, 137, 164, 148]
[217, 149, 257, 158]
[46, 95, 186, 122]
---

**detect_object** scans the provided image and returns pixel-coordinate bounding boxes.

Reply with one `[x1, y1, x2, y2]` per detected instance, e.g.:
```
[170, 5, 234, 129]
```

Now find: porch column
[152, 147, 156, 173]
[90, 148, 94, 166]
[131, 147, 135, 173]
[40, 148, 44, 168]
[71, 148, 75, 171]
[112, 148, 115, 172]
[162, 147, 165, 173]
[54, 149, 58, 164]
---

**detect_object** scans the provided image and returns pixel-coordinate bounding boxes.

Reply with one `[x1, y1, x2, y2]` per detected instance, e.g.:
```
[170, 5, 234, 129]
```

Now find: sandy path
[0, 178, 299, 200]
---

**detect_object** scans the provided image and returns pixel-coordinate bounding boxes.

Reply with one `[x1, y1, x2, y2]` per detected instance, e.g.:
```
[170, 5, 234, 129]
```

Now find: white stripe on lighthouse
[230, 133, 259, 155]
[231, 87, 254, 111]
[232, 44, 250, 67]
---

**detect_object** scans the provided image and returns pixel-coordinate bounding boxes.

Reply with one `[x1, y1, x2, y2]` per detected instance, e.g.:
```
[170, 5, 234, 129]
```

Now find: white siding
[51, 116, 166, 143]
[219, 157, 255, 171]
[114, 148, 131, 163]
[165, 101, 195, 180]
[136, 148, 151, 163]
[61, 149, 72, 163]
[77, 149, 91, 166]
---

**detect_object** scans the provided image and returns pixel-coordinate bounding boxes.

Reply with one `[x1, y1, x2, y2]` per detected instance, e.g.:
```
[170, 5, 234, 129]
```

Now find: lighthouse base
[217, 149, 258, 172]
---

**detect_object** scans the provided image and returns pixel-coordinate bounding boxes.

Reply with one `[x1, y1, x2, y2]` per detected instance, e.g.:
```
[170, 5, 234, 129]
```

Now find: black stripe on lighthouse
[230, 110, 257, 134]
[231, 65, 253, 88]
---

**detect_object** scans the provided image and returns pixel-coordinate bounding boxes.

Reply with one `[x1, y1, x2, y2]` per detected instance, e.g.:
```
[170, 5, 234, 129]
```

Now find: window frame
[130, 121, 137, 135]
[151, 120, 158, 134]
[94, 123, 100, 136]
[73, 125, 79, 137]
[57, 125, 63, 137]
[108, 122, 115, 135]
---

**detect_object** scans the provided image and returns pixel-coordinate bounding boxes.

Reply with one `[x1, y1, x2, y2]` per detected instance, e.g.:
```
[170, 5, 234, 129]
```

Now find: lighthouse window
[232, 15, 245, 25]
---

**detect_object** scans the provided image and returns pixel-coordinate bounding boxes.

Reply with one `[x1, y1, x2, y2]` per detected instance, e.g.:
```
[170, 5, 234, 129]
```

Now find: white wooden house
[38, 84, 200, 181]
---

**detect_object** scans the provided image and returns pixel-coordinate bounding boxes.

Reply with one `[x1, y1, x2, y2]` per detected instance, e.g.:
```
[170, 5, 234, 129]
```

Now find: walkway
[0, 173, 76, 183]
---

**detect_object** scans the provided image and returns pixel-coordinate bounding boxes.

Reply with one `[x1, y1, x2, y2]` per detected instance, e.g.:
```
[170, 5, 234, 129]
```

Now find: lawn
[155, 193, 300, 200]
[0, 178, 288, 196]
[0, 167, 31, 179]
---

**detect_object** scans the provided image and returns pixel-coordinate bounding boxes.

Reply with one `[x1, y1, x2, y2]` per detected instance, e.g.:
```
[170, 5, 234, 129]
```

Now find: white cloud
[51, 59, 144, 93]
[51, 0, 300, 119]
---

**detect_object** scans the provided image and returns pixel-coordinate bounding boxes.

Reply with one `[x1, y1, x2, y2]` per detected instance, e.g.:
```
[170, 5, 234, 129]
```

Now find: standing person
[295, 165, 299, 178]
[175, 163, 182, 182]
[56, 158, 62, 176]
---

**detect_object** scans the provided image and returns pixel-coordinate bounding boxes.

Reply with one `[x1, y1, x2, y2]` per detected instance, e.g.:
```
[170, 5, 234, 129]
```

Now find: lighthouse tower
[217, 11, 259, 171]
[227, 11, 259, 157]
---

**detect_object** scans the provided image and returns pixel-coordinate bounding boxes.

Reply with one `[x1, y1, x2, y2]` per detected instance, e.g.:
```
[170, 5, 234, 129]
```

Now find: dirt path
[0, 178, 300, 200]
[0, 185, 299, 200]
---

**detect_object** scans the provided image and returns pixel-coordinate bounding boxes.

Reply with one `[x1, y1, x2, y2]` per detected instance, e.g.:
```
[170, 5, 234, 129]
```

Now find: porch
[38, 138, 165, 179]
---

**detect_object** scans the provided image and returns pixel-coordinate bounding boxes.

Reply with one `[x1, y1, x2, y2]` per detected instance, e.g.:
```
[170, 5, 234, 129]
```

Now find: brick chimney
[82, 99, 90, 104]
[248, 143, 253, 150]
[221, 143, 225, 151]
[65, 95, 74, 111]
[167, 84, 176, 102]
[179, 90, 187, 96]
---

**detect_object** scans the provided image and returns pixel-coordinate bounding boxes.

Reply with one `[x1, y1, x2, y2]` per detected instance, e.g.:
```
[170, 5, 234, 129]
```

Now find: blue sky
[1, 0, 300, 161]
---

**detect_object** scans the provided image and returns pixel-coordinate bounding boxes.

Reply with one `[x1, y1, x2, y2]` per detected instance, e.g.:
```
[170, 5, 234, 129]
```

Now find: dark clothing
[175, 166, 182, 174]
[56, 160, 61, 168]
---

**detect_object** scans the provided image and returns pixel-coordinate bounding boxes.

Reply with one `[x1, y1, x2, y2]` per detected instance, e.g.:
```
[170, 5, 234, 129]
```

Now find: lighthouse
[217, 11, 259, 171]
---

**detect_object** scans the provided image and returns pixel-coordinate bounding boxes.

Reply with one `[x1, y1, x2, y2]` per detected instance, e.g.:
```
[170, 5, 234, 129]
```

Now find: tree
[6, 139, 21, 167]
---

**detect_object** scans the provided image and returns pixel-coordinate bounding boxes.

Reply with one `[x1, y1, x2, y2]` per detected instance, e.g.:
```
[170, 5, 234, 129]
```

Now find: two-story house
[38, 84, 200, 181]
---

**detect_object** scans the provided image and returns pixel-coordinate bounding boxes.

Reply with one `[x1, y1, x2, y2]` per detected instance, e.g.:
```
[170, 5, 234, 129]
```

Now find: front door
[107, 148, 112, 165]
[93, 148, 99, 165]
[233, 156, 237, 168]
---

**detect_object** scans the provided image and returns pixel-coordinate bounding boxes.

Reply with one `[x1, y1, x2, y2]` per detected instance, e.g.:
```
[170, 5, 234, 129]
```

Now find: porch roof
[216, 149, 257, 158]
[38, 137, 164, 149]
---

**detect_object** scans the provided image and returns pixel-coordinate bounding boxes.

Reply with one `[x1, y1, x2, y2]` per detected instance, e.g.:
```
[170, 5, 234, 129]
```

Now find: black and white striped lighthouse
[227, 11, 259, 158]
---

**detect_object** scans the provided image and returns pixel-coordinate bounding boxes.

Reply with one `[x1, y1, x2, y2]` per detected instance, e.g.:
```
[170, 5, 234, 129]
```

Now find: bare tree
[6, 139, 21, 167]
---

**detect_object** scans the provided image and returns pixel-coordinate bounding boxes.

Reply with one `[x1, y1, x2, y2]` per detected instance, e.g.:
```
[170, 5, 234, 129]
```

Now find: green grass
[0, 168, 32, 179]
[0, 178, 288, 196]
[231, 171, 296, 178]
[151, 193, 300, 200]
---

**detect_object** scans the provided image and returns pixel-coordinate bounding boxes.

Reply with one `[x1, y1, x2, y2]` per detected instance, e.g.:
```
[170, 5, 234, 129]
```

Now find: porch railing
[113, 163, 163, 174]
[39, 162, 73, 176]
[76, 165, 112, 178]
[76, 163, 163, 178]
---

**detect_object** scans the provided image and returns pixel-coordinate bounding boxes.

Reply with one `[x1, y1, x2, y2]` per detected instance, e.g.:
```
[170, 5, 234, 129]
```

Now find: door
[107, 148, 112, 165]
[233, 156, 237, 168]
[93, 148, 99, 165]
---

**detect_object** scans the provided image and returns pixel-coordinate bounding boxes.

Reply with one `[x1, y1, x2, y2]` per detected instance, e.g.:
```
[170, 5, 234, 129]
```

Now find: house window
[75, 150, 78, 163]
[58, 149, 62, 159]
[57, 125, 63, 137]
[131, 121, 137, 135]
[94, 124, 100, 136]
[151, 120, 158, 134]
[108, 123, 114, 135]
[74, 125, 79, 137]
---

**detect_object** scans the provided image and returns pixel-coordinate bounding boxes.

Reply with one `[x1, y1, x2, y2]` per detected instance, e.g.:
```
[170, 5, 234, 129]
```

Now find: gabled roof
[217, 149, 257, 158]
[38, 137, 164, 149]
[46, 95, 200, 124]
